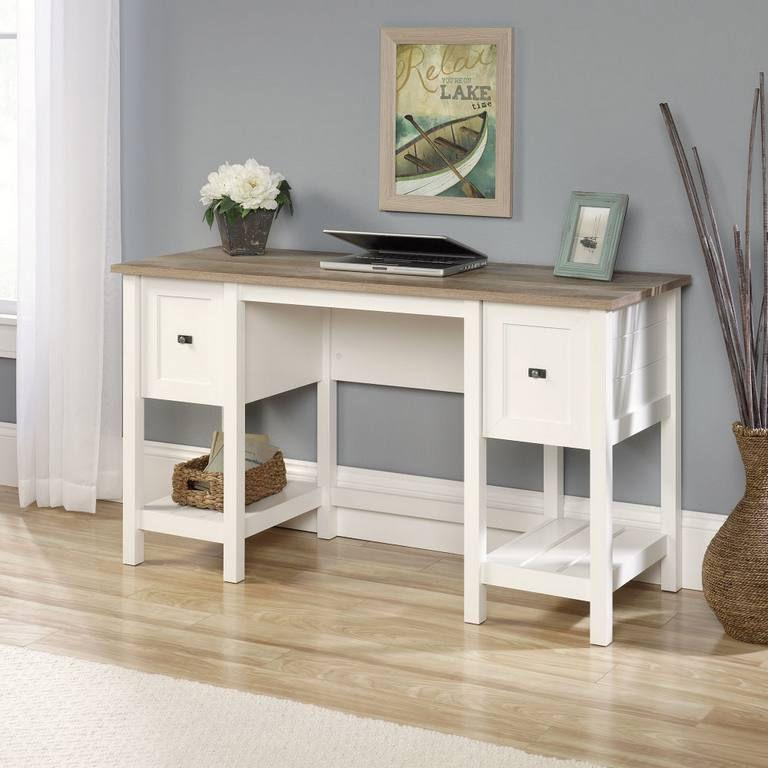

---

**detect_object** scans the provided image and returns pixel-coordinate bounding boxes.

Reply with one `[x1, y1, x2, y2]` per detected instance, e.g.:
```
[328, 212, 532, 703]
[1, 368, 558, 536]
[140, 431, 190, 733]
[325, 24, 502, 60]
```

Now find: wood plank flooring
[1, 484, 767, 768]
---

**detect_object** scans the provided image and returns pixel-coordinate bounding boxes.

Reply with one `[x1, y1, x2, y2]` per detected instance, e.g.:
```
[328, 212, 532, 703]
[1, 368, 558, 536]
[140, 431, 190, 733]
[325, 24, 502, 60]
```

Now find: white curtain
[16, 0, 122, 513]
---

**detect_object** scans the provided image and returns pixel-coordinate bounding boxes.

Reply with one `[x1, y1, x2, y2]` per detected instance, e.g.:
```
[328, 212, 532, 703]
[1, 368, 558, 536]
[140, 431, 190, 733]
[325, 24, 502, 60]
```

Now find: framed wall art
[379, 27, 514, 217]
[554, 192, 629, 281]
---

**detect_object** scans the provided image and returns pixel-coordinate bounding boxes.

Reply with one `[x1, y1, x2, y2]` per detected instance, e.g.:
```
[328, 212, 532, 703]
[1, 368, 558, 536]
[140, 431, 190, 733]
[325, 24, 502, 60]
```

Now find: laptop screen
[323, 230, 486, 259]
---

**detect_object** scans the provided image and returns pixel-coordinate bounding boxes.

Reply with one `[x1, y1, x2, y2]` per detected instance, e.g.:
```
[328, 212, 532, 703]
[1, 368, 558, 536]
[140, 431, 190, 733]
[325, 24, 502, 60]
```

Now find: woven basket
[702, 423, 768, 643]
[171, 451, 287, 511]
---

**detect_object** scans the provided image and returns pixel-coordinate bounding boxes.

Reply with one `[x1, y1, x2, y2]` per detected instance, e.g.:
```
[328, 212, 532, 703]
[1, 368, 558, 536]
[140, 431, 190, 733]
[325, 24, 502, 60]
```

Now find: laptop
[320, 230, 488, 277]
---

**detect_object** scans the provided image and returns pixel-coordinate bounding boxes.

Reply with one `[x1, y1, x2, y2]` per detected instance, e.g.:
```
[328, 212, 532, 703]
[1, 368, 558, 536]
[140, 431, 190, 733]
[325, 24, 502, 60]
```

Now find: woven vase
[702, 423, 768, 643]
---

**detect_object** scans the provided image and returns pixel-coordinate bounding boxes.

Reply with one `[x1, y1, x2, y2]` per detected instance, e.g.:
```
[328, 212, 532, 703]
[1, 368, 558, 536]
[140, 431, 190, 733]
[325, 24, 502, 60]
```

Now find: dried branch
[739, 89, 761, 424]
[734, 226, 755, 425]
[756, 295, 767, 363]
[660, 77, 768, 428]
[694, 146, 745, 380]
[660, 102, 749, 423]
[760, 73, 768, 423]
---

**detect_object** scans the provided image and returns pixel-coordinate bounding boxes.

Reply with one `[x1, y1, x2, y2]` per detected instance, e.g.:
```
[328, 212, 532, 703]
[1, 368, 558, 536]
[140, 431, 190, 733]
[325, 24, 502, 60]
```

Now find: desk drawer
[484, 304, 590, 448]
[142, 279, 224, 405]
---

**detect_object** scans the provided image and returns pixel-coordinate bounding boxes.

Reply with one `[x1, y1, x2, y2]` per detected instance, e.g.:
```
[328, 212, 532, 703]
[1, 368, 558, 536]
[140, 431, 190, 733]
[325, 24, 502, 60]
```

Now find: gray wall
[116, 0, 768, 514]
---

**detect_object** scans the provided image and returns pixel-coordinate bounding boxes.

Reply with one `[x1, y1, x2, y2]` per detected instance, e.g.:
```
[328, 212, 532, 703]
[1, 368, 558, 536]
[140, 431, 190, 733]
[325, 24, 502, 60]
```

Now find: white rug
[0, 644, 602, 768]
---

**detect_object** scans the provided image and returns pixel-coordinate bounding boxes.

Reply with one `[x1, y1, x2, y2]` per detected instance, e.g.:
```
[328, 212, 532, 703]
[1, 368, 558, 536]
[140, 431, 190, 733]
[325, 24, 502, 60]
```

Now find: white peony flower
[233, 160, 283, 210]
[200, 163, 235, 204]
[200, 179, 220, 206]
[201, 159, 287, 212]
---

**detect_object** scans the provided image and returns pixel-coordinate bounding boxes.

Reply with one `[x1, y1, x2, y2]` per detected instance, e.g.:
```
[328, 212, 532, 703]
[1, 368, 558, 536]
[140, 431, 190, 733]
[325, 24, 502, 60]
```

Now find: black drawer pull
[177, 335, 193, 345]
[528, 367, 547, 379]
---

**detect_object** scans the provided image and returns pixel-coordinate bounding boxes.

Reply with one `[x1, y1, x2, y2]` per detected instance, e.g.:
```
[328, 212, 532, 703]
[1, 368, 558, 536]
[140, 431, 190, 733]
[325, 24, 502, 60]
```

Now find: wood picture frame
[554, 192, 629, 282]
[379, 27, 514, 218]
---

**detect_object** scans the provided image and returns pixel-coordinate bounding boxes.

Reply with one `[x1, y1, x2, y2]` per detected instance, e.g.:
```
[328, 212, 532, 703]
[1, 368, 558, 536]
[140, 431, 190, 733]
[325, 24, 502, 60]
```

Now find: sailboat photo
[572, 207, 608, 264]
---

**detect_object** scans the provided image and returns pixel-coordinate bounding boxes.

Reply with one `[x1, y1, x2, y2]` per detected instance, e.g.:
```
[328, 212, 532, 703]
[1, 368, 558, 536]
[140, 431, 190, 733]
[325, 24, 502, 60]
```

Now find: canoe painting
[395, 111, 488, 197]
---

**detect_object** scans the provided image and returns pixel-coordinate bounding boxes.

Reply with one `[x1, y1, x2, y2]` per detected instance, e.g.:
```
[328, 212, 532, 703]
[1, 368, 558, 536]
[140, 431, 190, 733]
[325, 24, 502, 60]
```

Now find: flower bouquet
[201, 159, 293, 256]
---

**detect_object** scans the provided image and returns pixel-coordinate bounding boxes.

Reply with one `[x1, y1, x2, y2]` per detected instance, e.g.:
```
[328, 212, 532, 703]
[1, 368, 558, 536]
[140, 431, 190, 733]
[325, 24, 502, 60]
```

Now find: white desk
[114, 248, 690, 646]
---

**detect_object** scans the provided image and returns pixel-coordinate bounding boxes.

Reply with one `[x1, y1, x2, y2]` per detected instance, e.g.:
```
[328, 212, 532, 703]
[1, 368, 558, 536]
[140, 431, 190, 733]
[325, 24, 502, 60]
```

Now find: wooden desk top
[112, 247, 691, 311]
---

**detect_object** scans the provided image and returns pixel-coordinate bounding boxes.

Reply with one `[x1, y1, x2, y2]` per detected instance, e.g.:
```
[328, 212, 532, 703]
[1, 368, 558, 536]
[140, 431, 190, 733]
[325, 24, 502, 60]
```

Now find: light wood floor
[1, 485, 767, 768]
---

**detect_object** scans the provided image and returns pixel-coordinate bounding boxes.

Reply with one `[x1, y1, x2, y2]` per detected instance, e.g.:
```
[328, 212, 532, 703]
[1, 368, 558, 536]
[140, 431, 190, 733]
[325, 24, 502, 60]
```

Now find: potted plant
[661, 74, 768, 643]
[201, 159, 293, 256]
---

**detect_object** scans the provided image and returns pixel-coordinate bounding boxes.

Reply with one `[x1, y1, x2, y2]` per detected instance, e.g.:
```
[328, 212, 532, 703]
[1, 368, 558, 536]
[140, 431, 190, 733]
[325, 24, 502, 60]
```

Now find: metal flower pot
[216, 209, 275, 256]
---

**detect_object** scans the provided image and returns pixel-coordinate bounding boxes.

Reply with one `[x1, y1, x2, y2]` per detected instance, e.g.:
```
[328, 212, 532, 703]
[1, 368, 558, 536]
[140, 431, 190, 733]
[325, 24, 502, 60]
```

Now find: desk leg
[589, 312, 613, 646]
[464, 300, 487, 624]
[661, 288, 682, 592]
[543, 445, 564, 518]
[222, 285, 245, 583]
[122, 275, 144, 566]
[317, 308, 338, 540]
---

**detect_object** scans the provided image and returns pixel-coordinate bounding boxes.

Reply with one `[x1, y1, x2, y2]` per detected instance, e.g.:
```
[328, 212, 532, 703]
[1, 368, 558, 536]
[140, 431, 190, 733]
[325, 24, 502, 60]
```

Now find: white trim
[0, 422, 17, 486]
[0, 314, 16, 358]
[0, 427, 721, 591]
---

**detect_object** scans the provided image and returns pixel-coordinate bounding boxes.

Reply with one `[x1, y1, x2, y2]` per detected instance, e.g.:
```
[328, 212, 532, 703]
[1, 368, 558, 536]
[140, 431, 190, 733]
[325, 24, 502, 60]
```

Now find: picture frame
[379, 27, 514, 218]
[554, 192, 629, 281]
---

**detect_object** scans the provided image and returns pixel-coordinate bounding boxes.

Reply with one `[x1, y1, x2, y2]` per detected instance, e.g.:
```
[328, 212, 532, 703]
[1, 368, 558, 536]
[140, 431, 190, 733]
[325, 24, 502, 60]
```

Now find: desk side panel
[609, 295, 670, 443]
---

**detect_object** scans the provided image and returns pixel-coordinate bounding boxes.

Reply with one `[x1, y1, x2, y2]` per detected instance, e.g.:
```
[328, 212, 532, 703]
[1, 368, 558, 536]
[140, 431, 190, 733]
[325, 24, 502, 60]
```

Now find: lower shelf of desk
[140, 480, 322, 544]
[481, 518, 667, 602]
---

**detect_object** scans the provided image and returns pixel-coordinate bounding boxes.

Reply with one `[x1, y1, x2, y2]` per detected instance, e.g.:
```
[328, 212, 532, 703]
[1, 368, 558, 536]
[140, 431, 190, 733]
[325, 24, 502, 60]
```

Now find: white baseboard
[0, 425, 722, 591]
[0, 422, 17, 487]
[0, 314, 16, 359]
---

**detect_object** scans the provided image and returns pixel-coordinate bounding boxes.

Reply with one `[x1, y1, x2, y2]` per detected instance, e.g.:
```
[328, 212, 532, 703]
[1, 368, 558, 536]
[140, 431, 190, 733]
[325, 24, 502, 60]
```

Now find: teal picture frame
[554, 192, 629, 281]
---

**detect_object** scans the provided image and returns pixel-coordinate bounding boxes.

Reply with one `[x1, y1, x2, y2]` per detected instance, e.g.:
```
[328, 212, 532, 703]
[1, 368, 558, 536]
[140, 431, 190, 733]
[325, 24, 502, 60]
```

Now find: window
[0, 0, 17, 316]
